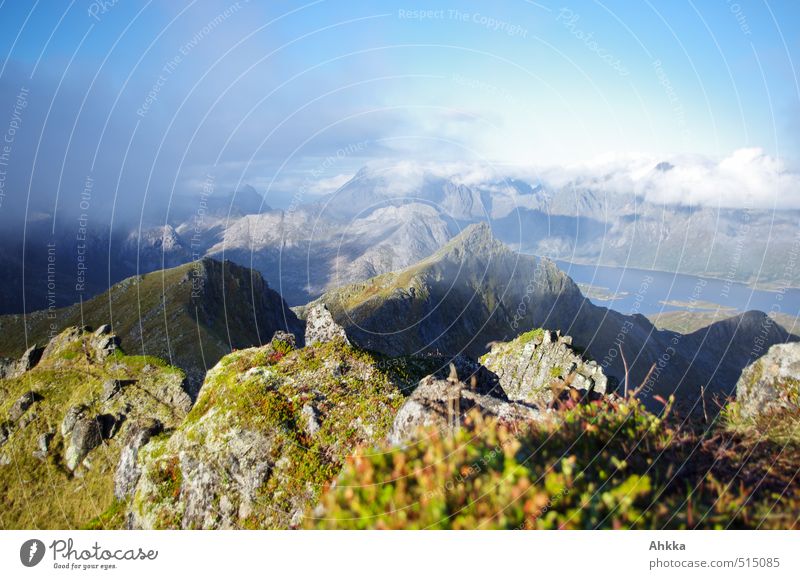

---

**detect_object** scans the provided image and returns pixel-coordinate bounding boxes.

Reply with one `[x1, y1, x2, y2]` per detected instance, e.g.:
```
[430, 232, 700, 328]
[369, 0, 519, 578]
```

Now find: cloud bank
[341, 149, 800, 210]
[537, 148, 800, 209]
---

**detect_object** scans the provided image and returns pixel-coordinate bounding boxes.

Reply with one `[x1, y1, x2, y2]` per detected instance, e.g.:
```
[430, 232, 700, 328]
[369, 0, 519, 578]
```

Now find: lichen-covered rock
[0, 326, 192, 529]
[302, 403, 320, 436]
[101, 379, 126, 402]
[65, 418, 104, 471]
[61, 405, 86, 437]
[0, 346, 44, 379]
[480, 329, 609, 407]
[389, 371, 544, 445]
[304, 303, 350, 346]
[8, 391, 40, 423]
[114, 419, 162, 500]
[734, 342, 800, 420]
[271, 330, 297, 349]
[128, 336, 402, 529]
[33, 431, 54, 460]
[92, 332, 121, 361]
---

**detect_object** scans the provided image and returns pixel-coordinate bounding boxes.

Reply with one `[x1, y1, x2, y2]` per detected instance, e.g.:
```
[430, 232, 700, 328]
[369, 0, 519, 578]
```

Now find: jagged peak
[189, 256, 267, 285]
[434, 222, 504, 258]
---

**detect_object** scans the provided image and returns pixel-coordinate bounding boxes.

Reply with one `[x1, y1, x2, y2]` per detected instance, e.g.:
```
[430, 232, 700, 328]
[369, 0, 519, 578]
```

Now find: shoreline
[546, 256, 800, 294]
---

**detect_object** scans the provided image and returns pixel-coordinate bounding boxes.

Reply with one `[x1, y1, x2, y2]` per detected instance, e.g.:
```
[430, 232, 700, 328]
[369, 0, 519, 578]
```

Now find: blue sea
[554, 260, 800, 321]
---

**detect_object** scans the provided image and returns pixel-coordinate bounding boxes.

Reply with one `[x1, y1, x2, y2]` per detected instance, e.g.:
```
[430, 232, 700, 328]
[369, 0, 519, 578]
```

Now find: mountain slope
[304, 223, 796, 408]
[318, 164, 800, 289]
[0, 258, 303, 395]
[203, 203, 454, 303]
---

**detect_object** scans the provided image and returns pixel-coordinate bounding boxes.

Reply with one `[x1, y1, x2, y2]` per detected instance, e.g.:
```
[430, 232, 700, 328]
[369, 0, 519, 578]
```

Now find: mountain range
[3, 223, 793, 411]
[2, 224, 797, 529]
[301, 222, 796, 408]
[2, 163, 797, 315]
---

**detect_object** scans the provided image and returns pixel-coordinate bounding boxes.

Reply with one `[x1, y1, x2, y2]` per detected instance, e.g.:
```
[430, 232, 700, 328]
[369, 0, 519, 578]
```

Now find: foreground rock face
[304, 303, 350, 346]
[0, 326, 191, 529]
[388, 330, 610, 445]
[480, 329, 610, 407]
[735, 342, 800, 420]
[389, 372, 544, 445]
[114, 419, 163, 500]
[128, 334, 402, 529]
[0, 345, 45, 379]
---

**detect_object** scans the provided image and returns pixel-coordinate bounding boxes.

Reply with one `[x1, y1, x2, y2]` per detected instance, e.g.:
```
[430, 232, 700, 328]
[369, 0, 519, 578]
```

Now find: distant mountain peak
[435, 222, 501, 256]
[0, 257, 303, 395]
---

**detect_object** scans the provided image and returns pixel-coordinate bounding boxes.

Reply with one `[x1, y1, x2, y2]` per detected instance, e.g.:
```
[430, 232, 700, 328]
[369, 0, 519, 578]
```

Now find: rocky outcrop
[734, 342, 800, 420]
[480, 329, 610, 407]
[114, 419, 163, 500]
[37, 325, 122, 366]
[127, 336, 402, 529]
[1, 391, 43, 450]
[65, 418, 104, 471]
[8, 391, 40, 423]
[389, 370, 545, 445]
[61, 405, 87, 437]
[0, 326, 192, 528]
[33, 431, 54, 460]
[91, 325, 121, 360]
[389, 329, 612, 445]
[0, 345, 44, 379]
[304, 303, 349, 346]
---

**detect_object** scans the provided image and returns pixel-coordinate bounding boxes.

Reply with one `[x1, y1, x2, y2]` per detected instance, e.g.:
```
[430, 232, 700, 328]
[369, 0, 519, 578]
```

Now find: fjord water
[554, 259, 800, 319]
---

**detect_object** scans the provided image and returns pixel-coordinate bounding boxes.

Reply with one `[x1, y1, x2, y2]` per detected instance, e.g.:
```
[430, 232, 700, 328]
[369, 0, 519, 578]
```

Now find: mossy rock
[129, 336, 403, 529]
[0, 327, 190, 529]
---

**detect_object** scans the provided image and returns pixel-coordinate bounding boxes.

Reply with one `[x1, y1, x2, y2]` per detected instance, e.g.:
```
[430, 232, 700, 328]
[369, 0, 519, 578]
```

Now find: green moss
[0, 327, 189, 530]
[517, 328, 545, 345]
[135, 337, 404, 528]
[82, 499, 128, 530]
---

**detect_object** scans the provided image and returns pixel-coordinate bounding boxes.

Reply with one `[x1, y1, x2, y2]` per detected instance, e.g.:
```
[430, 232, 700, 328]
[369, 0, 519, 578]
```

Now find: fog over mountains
[2, 159, 798, 315]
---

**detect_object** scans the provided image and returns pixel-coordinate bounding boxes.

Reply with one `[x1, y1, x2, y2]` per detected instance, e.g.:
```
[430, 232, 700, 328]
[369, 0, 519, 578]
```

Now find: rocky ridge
[126, 328, 404, 529]
[0, 257, 304, 397]
[0, 326, 191, 528]
[310, 223, 795, 410]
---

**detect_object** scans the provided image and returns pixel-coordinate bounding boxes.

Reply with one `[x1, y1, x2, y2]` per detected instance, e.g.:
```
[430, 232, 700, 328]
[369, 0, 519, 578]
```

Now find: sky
[0, 0, 799, 223]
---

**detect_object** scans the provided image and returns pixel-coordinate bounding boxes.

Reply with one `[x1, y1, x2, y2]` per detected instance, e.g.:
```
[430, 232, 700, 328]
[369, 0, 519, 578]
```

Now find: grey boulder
[735, 342, 800, 420]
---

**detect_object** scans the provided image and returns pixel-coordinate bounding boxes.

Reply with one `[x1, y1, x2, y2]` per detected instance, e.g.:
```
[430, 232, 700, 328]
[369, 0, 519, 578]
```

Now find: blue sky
[0, 0, 798, 217]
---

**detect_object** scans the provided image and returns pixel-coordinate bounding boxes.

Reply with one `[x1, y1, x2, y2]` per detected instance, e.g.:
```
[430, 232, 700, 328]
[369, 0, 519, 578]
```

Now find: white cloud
[358, 159, 504, 190]
[306, 173, 354, 195]
[536, 148, 800, 209]
[189, 150, 800, 211]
